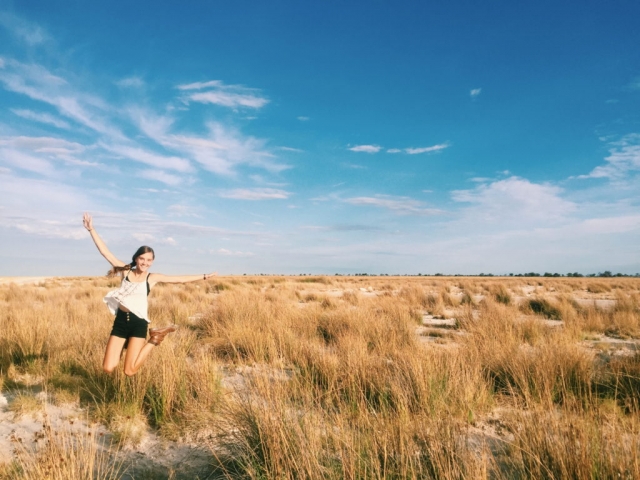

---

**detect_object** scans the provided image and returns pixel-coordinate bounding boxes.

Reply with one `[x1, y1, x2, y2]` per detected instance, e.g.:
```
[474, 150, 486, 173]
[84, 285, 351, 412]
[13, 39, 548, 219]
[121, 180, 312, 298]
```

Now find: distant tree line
[242, 272, 639, 277]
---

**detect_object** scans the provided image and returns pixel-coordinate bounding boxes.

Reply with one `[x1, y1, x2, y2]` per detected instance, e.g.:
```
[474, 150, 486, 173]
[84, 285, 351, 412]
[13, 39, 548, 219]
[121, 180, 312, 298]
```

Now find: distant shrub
[492, 285, 512, 305]
[207, 282, 231, 293]
[587, 282, 612, 294]
[299, 276, 332, 284]
[525, 298, 562, 320]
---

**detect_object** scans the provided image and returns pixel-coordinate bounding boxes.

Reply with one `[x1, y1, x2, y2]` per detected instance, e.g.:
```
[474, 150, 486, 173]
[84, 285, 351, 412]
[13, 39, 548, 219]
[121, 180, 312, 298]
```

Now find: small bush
[493, 285, 512, 305]
[587, 282, 612, 294]
[299, 276, 332, 284]
[524, 298, 562, 320]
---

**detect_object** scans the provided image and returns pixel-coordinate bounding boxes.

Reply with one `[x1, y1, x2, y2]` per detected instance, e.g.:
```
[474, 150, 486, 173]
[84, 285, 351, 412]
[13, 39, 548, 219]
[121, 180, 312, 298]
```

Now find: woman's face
[135, 252, 155, 272]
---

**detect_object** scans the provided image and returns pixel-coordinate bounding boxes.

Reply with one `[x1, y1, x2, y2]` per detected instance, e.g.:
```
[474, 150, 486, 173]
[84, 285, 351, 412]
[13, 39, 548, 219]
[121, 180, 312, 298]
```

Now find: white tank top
[103, 272, 151, 322]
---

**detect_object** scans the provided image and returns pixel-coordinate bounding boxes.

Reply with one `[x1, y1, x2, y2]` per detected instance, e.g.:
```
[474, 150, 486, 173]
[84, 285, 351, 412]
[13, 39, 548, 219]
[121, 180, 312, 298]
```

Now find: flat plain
[0, 275, 638, 479]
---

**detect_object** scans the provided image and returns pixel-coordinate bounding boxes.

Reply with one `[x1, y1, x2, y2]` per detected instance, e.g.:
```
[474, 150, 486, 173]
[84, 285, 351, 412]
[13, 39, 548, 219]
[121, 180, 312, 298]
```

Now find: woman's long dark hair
[107, 246, 155, 277]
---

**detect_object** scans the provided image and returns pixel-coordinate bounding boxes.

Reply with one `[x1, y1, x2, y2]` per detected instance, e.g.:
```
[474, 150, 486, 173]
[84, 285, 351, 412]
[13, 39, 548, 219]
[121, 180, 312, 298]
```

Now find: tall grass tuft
[2, 416, 123, 480]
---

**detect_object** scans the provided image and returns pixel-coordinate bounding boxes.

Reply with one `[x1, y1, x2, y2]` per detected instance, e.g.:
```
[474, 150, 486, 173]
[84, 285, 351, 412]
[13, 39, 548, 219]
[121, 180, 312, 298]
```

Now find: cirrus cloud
[218, 188, 292, 200]
[578, 134, 640, 181]
[345, 195, 442, 216]
[405, 143, 450, 154]
[177, 79, 269, 109]
[349, 144, 382, 153]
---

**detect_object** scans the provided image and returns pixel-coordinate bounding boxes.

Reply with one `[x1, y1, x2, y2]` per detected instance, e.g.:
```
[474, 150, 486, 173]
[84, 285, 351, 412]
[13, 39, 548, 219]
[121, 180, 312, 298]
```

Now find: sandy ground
[0, 389, 215, 478]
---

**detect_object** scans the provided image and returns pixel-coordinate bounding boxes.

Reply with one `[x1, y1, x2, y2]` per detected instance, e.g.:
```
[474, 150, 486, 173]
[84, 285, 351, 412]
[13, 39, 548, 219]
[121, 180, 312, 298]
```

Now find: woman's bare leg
[103, 336, 127, 373]
[122, 337, 157, 376]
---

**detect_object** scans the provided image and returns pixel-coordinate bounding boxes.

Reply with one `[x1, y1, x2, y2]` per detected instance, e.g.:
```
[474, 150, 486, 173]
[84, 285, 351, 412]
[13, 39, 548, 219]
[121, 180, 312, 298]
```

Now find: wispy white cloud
[300, 224, 384, 232]
[132, 232, 154, 243]
[0, 135, 85, 155]
[128, 107, 174, 141]
[0, 135, 109, 171]
[0, 148, 55, 176]
[138, 169, 184, 186]
[116, 76, 144, 88]
[0, 12, 50, 45]
[188, 91, 268, 108]
[248, 174, 288, 187]
[219, 188, 291, 200]
[11, 108, 71, 129]
[470, 88, 482, 98]
[0, 58, 125, 139]
[0, 172, 91, 240]
[297, 116, 310, 121]
[578, 134, 640, 181]
[452, 176, 576, 224]
[216, 248, 255, 257]
[177, 79, 269, 109]
[167, 204, 202, 218]
[345, 195, 442, 215]
[175, 123, 284, 176]
[405, 143, 450, 154]
[130, 109, 286, 176]
[349, 143, 450, 154]
[132, 232, 177, 245]
[13, 220, 87, 240]
[349, 144, 382, 153]
[342, 163, 366, 169]
[104, 143, 193, 173]
[572, 215, 640, 235]
[176, 80, 224, 90]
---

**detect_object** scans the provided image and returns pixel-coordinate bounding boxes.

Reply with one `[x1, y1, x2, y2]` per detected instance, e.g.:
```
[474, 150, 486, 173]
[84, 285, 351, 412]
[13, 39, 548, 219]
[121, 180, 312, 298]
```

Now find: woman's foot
[148, 334, 164, 346]
[148, 324, 177, 346]
[149, 325, 177, 336]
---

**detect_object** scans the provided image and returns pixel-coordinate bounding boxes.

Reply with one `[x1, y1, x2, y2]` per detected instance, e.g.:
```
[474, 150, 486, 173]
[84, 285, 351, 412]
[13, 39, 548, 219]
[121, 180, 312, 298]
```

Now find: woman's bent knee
[103, 365, 116, 374]
[123, 368, 137, 377]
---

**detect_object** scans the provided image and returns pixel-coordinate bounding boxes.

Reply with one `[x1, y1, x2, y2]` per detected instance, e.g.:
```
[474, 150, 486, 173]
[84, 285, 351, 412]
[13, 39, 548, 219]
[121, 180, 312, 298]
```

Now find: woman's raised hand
[83, 212, 94, 232]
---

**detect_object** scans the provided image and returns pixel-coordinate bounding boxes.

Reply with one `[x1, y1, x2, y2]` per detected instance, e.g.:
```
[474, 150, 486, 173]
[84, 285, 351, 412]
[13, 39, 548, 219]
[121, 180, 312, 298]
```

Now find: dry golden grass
[0, 275, 639, 478]
[0, 417, 124, 480]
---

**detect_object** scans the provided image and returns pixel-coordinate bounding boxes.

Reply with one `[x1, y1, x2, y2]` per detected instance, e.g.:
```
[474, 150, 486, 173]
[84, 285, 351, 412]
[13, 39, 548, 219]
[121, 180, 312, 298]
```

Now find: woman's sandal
[149, 325, 177, 336]
[148, 325, 177, 346]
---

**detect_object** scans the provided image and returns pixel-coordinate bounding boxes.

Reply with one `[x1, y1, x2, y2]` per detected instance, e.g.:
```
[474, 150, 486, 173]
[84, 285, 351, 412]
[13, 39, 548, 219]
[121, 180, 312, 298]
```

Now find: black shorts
[110, 309, 149, 339]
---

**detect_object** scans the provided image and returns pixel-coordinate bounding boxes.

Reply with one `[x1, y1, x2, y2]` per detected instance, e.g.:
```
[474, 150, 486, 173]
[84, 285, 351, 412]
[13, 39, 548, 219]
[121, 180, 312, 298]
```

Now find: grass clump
[587, 282, 612, 293]
[8, 392, 44, 418]
[492, 284, 512, 305]
[4, 418, 124, 480]
[523, 297, 562, 320]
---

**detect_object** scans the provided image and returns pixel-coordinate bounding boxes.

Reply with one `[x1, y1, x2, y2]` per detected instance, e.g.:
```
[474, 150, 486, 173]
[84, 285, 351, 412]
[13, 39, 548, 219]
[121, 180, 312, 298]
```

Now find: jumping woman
[83, 213, 216, 376]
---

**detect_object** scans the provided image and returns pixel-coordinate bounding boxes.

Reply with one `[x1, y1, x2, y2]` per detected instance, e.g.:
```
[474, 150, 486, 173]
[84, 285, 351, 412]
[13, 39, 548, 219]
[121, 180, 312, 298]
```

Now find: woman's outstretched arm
[83, 212, 125, 268]
[150, 272, 217, 286]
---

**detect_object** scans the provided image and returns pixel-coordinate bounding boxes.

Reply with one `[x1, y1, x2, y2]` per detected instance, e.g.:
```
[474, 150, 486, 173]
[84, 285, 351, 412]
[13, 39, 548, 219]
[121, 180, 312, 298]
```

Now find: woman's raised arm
[83, 212, 125, 268]
[149, 272, 217, 286]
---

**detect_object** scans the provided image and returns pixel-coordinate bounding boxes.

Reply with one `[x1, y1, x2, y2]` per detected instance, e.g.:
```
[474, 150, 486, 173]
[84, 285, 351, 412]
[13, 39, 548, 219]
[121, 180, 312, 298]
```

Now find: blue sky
[1, 1, 639, 276]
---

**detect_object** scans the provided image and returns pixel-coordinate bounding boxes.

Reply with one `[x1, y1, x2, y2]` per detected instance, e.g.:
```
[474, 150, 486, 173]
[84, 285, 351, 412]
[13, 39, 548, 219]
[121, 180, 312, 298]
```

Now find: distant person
[83, 212, 216, 376]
